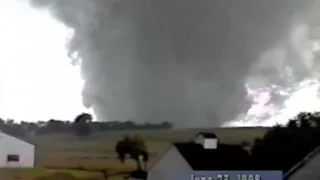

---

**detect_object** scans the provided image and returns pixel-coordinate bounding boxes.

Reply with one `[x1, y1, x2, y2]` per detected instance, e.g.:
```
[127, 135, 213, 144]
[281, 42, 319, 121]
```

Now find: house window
[7, 155, 19, 162]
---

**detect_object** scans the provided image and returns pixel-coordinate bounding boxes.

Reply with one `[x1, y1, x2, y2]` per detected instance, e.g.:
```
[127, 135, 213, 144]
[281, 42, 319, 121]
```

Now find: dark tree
[115, 135, 149, 170]
[298, 113, 312, 128]
[287, 119, 298, 128]
[73, 113, 92, 136]
[160, 121, 173, 129]
[74, 113, 92, 123]
[251, 111, 320, 172]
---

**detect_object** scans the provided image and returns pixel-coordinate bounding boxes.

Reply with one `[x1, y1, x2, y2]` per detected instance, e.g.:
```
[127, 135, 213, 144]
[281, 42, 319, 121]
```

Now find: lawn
[1, 127, 269, 180]
[0, 168, 104, 180]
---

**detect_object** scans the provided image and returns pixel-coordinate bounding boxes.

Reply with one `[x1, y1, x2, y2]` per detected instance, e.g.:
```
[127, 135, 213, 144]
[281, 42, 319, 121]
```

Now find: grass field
[0, 127, 269, 180]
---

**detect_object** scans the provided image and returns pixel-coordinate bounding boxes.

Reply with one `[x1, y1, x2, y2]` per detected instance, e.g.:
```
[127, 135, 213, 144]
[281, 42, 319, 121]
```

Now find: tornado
[28, 0, 317, 127]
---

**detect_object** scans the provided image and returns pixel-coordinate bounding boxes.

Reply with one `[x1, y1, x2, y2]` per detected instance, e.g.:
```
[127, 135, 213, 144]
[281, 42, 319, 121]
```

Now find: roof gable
[196, 132, 217, 138]
[174, 142, 252, 170]
[0, 131, 35, 147]
[148, 143, 192, 172]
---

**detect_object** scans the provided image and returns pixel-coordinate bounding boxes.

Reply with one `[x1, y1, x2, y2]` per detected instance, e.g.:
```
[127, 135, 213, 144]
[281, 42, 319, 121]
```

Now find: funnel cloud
[28, 0, 316, 127]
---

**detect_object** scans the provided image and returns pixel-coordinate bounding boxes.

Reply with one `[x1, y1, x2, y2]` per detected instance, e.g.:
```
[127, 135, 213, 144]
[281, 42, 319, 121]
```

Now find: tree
[0, 118, 5, 126]
[160, 121, 173, 129]
[287, 119, 298, 128]
[115, 135, 149, 170]
[73, 113, 92, 136]
[74, 113, 92, 123]
[296, 112, 313, 129]
[312, 112, 320, 127]
[46, 119, 66, 133]
[251, 111, 320, 172]
[6, 119, 14, 125]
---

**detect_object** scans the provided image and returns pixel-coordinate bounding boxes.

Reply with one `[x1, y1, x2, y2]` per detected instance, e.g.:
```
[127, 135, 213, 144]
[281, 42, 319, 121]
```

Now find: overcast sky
[0, 0, 92, 122]
[0, 0, 318, 126]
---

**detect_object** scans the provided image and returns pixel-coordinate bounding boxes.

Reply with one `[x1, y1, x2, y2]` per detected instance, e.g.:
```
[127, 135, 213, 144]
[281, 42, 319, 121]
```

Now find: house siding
[289, 153, 320, 180]
[204, 139, 217, 149]
[148, 146, 192, 180]
[0, 132, 35, 168]
[195, 135, 217, 149]
[195, 135, 204, 145]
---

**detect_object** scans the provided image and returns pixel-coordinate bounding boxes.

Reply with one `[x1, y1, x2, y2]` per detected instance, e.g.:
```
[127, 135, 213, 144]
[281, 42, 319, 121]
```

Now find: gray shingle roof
[196, 132, 217, 138]
[174, 142, 252, 170]
[286, 146, 320, 180]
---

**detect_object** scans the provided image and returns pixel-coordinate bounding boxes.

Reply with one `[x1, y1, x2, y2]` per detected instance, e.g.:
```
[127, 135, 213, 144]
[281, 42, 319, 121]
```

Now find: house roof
[284, 146, 320, 179]
[196, 132, 217, 138]
[0, 130, 35, 146]
[173, 142, 252, 170]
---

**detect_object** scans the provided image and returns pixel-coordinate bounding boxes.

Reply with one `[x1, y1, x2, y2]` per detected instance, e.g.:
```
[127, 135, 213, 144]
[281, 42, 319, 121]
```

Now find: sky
[0, 0, 93, 122]
[26, 0, 319, 127]
[0, 0, 318, 126]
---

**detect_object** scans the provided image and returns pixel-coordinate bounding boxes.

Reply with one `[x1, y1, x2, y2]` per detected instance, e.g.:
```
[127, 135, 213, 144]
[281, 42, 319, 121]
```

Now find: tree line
[251, 111, 320, 173]
[0, 113, 173, 137]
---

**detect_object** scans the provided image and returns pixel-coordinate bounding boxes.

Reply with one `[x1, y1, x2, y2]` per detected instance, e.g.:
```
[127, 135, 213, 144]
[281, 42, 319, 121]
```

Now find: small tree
[73, 113, 92, 136]
[287, 119, 298, 128]
[115, 135, 149, 170]
[296, 112, 312, 129]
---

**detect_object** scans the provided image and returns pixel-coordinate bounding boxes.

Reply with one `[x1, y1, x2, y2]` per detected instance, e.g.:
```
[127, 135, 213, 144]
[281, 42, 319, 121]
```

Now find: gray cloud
[28, 0, 316, 127]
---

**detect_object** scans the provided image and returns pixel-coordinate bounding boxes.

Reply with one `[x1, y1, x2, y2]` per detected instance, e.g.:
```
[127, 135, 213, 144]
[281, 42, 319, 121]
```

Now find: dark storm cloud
[28, 0, 316, 127]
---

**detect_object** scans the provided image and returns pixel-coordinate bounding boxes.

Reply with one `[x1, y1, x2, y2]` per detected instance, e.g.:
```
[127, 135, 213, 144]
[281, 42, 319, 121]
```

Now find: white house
[194, 132, 218, 149]
[0, 131, 35, 168]
[147, 132, 251, 180]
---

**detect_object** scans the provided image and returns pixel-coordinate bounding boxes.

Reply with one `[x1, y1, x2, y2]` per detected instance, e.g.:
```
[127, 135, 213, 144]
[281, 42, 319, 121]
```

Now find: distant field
[1, 127, 269, 180]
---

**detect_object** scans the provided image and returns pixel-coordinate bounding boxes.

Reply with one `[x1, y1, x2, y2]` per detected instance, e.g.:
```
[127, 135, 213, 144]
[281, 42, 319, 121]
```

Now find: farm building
[147, 132, 252, 180]
[0, 131, 35, 168]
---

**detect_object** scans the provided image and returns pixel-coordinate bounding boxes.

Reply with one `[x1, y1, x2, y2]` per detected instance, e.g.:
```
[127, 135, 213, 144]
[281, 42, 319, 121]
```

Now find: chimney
[195, 132, 218, 149]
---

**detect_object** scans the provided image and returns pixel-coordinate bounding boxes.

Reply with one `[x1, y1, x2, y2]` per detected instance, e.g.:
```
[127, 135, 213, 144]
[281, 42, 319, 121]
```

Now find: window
[7, 155, 19, 162]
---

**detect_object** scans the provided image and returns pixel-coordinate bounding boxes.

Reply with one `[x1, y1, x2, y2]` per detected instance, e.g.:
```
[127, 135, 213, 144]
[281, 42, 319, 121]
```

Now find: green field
[0, 128, 268, 180]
